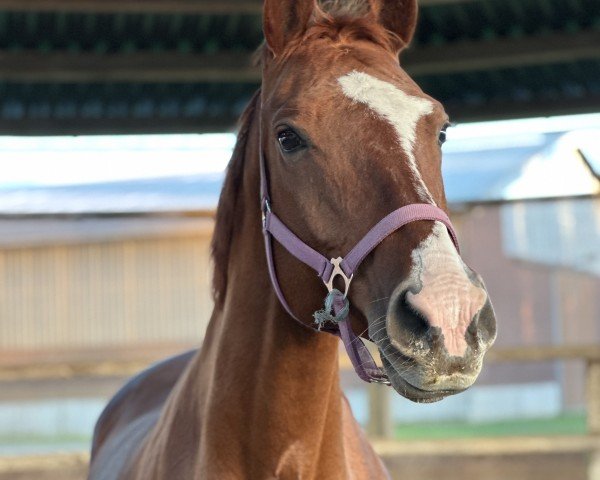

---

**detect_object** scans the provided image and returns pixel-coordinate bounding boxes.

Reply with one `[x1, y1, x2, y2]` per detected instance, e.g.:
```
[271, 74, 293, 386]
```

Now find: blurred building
[0, 128, 599, 422]
[0, 215, 213, 350]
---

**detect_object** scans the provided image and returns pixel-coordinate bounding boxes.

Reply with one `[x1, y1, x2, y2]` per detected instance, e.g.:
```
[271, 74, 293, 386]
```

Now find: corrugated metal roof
[444, 131, 600, 203]
[0, 82, 256, 129]
[1, 1, 595, 53]
[0, 174, 223, 214]
[0, 0, 598, 133]
[0, 12, 264, 53]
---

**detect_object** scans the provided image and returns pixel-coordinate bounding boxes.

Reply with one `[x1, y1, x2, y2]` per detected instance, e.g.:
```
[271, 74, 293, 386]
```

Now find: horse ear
[370, 0, 418, 53]
[263, 0, 317, 57]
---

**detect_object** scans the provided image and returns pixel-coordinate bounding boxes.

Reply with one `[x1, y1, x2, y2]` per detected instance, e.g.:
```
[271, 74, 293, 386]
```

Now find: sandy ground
[0, 451, 589, 480]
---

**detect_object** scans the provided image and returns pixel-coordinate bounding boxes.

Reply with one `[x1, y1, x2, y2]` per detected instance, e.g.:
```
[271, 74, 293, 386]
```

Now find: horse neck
[170, 103, 349, 477]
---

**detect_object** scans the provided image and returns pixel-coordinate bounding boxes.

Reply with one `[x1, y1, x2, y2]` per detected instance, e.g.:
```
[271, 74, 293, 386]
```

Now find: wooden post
[367, 383, 393, 439]
[588, 360, 600, 480]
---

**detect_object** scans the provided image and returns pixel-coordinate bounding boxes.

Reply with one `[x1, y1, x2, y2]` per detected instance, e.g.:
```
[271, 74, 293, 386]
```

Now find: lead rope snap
[313, 289, 350, 330]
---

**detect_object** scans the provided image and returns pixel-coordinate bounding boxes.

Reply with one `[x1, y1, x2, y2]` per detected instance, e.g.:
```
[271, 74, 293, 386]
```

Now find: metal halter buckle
[324, 257, 353, 298]
[371, 376, 392, 386]
[261, 199, 271, 228]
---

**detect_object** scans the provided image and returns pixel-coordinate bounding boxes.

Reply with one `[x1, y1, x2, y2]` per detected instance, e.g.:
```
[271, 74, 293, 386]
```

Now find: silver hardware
[371, 377, 392, 386]
[261, 199, 271, 227]
[324, 257, 353, 298]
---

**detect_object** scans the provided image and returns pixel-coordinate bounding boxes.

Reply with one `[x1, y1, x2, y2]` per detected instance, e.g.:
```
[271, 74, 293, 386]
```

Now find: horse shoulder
[90, 350, 197, 463]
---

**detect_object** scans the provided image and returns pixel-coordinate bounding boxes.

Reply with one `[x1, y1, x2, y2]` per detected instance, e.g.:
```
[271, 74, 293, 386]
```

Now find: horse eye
[277, 129, 305, 153]
[438, 124, 450, 146]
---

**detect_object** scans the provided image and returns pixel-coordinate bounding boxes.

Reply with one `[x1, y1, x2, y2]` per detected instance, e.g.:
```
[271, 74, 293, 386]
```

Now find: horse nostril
[400, 293, 430, 336]
[475, 299, 497, 346]
[389, 278, 496, 359]
[387, 291, 432, 356]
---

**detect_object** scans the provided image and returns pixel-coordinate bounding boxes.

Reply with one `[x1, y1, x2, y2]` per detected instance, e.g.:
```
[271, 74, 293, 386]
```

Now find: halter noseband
[259, 140, 459, 386]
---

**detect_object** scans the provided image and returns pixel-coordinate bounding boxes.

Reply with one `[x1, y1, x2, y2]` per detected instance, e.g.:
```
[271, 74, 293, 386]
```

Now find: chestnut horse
[89, 1, 497, 478]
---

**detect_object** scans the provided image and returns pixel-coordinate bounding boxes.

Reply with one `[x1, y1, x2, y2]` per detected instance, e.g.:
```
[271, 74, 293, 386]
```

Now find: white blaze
[338, 70, 435, 203]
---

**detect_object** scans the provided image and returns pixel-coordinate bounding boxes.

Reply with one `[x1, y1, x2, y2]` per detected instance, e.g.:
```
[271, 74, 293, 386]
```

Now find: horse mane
[210, 90, 260, 306]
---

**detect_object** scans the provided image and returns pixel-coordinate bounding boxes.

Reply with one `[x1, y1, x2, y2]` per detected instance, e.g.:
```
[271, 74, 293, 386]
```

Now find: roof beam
[0, 0, 263, 14]
[1, 94, 599, 136]
[0, 30, 598, 83]
[0, 0, 475, 14]
[403, 31, 600, 76]
[0, 51, 259, 83]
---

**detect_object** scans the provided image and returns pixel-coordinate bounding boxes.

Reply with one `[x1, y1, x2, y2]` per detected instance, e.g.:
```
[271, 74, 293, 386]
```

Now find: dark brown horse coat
[89, 1, 496, 479]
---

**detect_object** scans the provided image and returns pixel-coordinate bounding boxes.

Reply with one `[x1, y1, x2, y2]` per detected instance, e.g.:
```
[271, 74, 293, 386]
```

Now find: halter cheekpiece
[259, 130, 459, 386]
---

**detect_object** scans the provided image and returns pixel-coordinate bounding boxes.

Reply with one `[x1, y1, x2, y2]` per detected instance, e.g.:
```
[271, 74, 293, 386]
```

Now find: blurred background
[0, 1, 599, 479]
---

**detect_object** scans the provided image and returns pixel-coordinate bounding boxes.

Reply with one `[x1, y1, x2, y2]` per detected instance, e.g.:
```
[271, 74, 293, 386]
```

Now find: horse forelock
[318, 0, 371, 17]
[259, 1, 400, 63]
[305, 12, 399, 53]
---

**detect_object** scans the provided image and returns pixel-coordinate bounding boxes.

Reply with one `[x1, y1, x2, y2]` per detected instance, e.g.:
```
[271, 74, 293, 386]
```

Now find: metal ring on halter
[324, 257, 353, 298]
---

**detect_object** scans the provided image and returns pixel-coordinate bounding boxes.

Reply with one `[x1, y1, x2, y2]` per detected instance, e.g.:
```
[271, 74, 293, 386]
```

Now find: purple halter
[259, 146, 459, 385]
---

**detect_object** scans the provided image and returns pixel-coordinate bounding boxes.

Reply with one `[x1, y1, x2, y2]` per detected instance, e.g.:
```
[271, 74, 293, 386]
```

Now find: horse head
[259, 0, 497, 403]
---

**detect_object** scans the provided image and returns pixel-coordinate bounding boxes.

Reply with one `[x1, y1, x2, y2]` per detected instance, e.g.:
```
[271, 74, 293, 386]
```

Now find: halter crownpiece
[259, 149, 459, 386]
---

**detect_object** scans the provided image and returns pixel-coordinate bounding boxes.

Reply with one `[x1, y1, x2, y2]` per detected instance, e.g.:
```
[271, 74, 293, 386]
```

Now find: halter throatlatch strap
[259, 149, 459, 385]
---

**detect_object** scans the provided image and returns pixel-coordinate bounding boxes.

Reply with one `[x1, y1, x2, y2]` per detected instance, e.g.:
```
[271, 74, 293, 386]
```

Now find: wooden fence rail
[0, 343, 598, 479]
[358, 344, 600, 480]
[4, 343, 596, 380]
